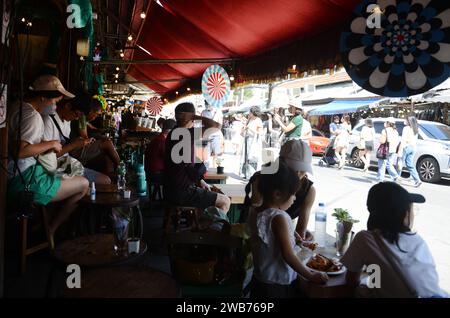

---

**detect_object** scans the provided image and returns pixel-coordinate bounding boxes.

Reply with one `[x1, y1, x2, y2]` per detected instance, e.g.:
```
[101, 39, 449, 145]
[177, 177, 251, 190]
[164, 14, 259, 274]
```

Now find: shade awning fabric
[309, 99, 381, 116]
[126, 0, 362, 99]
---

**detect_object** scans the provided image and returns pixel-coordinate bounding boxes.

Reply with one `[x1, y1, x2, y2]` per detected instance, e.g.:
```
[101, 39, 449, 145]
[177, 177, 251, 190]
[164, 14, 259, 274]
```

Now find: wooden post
[0, 126, 6, 297]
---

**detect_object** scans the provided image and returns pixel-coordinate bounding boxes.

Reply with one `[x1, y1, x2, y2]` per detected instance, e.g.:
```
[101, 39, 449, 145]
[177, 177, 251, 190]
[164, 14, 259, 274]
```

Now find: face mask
[42, 104, 57, 115]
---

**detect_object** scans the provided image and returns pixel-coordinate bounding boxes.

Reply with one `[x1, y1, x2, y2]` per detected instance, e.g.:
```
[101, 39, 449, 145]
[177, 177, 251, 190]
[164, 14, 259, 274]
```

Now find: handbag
[37, 151, 58, 174]
[56, 155, 85, 177]
[376, 129, 389, 160]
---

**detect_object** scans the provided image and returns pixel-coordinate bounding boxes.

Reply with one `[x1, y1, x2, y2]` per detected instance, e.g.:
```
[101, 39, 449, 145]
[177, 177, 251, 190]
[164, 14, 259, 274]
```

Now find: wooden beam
[104, 78, 187, 85]
[85, 58, 237, 65]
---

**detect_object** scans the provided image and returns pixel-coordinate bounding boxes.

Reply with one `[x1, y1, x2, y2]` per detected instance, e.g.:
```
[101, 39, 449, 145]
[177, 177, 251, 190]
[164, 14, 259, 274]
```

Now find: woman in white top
[7, 75, 89, 242]
[359, 118, 376, 172]
[242, 106, 264, 175]
[248, 161, 327, 297]
[342, 182, 447, 298]
[398, 116, 422, 187]
[377, 118, 400, 182]
[335, 114, 352, 169]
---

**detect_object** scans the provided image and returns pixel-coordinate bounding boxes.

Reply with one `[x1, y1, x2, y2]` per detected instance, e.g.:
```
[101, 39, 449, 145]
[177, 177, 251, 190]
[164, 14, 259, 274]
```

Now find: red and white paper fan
[145, 96, 163, 116]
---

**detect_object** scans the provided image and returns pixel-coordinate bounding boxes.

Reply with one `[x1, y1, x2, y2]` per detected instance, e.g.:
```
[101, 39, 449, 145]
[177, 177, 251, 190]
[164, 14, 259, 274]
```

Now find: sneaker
[414, 181, 423, 187]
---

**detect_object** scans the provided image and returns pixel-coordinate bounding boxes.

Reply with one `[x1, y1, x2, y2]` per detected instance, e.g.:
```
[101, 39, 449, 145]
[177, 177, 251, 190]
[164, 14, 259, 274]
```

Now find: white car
[347, 118, 450, 183]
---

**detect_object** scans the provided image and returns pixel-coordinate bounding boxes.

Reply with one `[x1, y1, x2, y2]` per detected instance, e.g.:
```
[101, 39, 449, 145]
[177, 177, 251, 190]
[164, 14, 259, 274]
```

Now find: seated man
[164, 103, 230, 213]
[70, 96, 120, 178]
[43, 92, 111, 185]
[145, 119, 176, 184]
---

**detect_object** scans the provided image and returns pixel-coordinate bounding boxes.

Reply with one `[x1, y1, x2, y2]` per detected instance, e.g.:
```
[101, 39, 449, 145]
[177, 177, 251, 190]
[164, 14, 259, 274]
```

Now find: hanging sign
[201, 64, 231, 107]
[145, 96, 163, 116]
[341, 0, 450, 97]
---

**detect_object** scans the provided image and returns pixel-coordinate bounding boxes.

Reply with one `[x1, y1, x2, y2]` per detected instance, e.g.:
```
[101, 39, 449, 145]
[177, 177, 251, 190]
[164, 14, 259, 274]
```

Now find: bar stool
[19, 205, 54, 274]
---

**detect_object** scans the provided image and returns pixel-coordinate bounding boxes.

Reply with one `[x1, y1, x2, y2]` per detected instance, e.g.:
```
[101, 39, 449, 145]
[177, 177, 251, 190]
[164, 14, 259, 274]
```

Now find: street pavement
[220, 143, 450, 294]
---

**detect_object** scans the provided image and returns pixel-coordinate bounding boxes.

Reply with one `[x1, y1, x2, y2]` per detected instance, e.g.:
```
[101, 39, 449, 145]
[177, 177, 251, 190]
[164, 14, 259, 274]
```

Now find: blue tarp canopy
[308, 99, 380, 116]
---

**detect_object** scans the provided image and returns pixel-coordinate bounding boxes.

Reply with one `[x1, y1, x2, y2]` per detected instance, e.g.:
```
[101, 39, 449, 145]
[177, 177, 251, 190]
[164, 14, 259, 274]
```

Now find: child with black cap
[341, 182, 447, 298]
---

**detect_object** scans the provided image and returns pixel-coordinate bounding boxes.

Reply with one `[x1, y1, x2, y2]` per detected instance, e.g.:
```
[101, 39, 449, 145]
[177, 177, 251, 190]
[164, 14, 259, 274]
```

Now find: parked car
[347, 118, 450, 183]
[310, 129, 330, 155]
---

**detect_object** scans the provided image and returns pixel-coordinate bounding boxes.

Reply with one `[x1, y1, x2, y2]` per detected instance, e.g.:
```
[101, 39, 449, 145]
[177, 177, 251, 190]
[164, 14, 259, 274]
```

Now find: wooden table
[296, 234, 353, 298]
[54, 234, 147, 267]
[81, 185, 144, 238]
[210, 183, 246, 223]
[204, 169, 229, 184]
[211, 183, 246, 204]
[63, 266, 180, 298]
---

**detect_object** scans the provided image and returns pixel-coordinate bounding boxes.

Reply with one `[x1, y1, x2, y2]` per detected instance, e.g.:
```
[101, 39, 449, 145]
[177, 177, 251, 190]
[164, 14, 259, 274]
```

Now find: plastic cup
[123, 189, 131, 199]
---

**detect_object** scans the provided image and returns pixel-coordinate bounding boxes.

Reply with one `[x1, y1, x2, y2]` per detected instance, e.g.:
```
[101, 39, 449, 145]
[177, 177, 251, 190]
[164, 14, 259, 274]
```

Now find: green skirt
[8, 164, 61, 206]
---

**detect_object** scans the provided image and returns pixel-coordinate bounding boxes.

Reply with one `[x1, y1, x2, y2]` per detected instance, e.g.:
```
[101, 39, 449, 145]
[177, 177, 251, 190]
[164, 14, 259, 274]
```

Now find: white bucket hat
[30, 75, 75, 99]
[279, 140, 313, 174]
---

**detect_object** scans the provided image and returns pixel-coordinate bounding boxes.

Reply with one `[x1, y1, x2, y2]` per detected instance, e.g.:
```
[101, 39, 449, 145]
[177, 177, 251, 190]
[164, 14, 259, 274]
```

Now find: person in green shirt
[274, 100, 303, 142]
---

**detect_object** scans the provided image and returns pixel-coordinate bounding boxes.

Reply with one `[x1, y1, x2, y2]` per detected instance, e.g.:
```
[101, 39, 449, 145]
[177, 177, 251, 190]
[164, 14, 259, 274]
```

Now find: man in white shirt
[43, 95, 111, 184]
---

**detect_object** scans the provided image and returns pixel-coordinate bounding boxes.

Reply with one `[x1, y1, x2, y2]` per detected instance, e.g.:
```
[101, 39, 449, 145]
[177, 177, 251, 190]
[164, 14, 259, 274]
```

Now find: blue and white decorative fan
[201, 65, 231, 107]
[341, 0, 450, 97]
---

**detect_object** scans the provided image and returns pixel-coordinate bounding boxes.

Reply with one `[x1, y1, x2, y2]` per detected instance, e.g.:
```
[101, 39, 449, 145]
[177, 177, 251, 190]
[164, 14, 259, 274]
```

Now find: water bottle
[90, 182, 96, 201]
[314, 203, 327, 247]
[136, 154, 147, 197]
[117, 161, 126, 191]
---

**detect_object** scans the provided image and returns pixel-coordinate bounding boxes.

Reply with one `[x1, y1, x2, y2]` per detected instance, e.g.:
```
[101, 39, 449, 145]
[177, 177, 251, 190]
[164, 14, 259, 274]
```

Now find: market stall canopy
[125, 0, 362, 99]
[309, 98, 381, 116]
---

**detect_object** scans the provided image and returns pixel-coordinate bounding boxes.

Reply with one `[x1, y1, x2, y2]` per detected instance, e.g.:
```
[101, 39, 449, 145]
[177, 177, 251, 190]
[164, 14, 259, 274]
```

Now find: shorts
[83, 168, 100, 184]
[209, 135, 222, 156]
[165, 185, 218, 209]
[7, 164, 61, 206]
[365, 141, 374, 151]
[71, 140, 103, 165]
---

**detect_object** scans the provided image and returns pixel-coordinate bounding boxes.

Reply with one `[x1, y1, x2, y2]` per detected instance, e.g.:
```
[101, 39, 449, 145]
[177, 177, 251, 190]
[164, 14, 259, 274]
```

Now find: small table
[63, 266, 180, 298]
[81, 185, 144, 238]
[296, 234, 353, 298]
[204, 169, 229, 184]
[210, 183, 246, 223]
[54, 234, 147, 267]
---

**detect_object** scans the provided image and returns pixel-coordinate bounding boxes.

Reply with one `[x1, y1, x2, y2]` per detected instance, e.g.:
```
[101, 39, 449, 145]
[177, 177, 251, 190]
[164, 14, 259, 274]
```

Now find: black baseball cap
[367, 182, 425, 214]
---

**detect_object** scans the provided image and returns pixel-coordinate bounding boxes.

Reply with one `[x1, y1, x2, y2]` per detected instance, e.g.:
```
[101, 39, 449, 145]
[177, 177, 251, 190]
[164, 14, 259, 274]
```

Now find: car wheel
[417, 157, 441, 183]
[351, 148, 364, 169]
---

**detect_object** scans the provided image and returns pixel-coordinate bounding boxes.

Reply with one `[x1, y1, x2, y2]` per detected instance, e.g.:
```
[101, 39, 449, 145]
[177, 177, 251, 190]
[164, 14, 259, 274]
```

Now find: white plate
[303, 257, 347, 276]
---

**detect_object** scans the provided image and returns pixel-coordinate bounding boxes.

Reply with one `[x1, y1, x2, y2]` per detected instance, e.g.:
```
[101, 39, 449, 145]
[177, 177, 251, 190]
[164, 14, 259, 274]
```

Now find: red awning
[126, 0, 362, 97]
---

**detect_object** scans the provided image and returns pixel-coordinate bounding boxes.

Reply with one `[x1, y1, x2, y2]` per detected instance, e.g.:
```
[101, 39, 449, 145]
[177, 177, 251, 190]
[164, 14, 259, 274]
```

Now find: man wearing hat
[273, 99, 303, 143]
[164, 102, 230, 213]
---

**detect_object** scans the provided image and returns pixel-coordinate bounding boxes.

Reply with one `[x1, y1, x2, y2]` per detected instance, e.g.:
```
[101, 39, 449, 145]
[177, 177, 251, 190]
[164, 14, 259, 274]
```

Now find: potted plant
[332, 208, 359, 256]
[216, 157, 224, 174]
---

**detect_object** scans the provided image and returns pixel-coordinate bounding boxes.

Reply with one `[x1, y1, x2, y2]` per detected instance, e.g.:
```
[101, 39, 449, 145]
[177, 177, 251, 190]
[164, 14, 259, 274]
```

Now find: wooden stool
[20, 205, 54, 274]
[164, 205, 201, 233]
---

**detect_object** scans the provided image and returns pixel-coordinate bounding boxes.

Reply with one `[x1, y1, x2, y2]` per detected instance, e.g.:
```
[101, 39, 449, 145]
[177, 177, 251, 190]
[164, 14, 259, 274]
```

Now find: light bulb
[230, 75, 235, 81]
[187, 87, 191, 92]
[140, 11, 146, 19]
[120, 52, 124, 58]
[127, 35, 133, 41]
[115, 74, 119, 78]
[115, 80, 118, 83]
[21, 18, 26, 22]
[116, 67, 120, 71]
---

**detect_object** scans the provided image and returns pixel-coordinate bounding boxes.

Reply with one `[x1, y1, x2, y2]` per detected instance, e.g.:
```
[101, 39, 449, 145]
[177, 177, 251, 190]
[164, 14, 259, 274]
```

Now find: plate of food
[304, 254, 346, 275]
